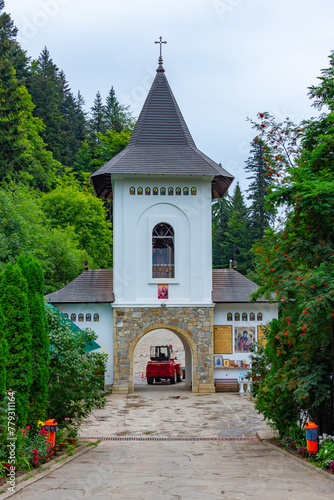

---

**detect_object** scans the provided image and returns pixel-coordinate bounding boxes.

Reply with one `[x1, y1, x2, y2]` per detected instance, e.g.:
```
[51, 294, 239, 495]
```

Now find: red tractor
[146, 345, 182, 385]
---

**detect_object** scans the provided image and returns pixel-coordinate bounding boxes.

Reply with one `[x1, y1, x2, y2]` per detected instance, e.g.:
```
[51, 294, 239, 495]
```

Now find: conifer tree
[104, 86, 134, 133]
[0, 263, 32, 428]
[244, 139, 276, 240]
[212, 195, 230, 267]
[221, 183, 252, 275]
[17, 255, 49, 428]
[0, 304, 6, 398]
[88, 91, 106, 144]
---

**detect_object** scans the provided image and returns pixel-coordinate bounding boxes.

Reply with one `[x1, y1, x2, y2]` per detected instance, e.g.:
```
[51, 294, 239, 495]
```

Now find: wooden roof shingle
[91, 64, 234, 200]
[48, 268, 265, 304]
[47, 269, 114, 303]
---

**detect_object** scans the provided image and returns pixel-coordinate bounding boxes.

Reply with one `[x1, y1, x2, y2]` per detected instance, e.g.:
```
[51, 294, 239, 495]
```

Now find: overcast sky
[5, 0, 334, 193]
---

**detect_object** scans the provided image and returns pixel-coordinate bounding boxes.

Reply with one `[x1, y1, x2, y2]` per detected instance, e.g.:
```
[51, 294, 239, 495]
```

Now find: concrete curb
[0, 441, 98, 498]
[256, 432, 334, 483]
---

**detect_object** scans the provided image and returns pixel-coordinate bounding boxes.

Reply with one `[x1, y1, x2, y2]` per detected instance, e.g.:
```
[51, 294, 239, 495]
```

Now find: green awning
[45, 302, 101, 352]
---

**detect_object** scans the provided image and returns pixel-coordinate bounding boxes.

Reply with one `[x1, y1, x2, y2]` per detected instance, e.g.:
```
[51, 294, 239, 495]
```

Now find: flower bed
[267, 432, 334, 475]
[0, 420, 79, 486]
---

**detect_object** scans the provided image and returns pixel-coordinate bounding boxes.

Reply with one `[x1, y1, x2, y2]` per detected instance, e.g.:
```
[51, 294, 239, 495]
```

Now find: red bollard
[304, 422, 318, 453]
[43, 419, 59, 448]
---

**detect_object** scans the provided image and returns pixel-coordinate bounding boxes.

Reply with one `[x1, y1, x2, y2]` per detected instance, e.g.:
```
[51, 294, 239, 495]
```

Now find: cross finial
[155, 36, 167, 65]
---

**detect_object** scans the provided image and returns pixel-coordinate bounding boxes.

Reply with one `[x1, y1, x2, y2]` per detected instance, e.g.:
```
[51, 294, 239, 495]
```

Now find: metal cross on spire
[155, 36, 167, 65]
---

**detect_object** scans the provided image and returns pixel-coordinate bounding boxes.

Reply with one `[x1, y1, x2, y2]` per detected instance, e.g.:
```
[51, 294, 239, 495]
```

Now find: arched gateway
[48, 45, 278, 394]
[114, 307, 213, 394]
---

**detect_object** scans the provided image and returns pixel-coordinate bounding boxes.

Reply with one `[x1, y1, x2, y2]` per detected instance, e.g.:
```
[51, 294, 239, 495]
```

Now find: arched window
[152, 223, 174, 278]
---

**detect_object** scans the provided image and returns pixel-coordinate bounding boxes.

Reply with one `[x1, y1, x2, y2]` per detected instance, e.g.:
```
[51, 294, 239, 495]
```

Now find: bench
[214, 378, 238, 392]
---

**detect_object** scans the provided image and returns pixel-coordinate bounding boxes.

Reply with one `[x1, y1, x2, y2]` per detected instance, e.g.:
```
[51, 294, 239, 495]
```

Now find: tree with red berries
[249, 51, 334, 435]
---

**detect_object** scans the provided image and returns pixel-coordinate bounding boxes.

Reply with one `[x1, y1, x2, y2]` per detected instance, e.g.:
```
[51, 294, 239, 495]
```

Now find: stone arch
[128, 322, 198, 393]
[113, 306, 215, 395]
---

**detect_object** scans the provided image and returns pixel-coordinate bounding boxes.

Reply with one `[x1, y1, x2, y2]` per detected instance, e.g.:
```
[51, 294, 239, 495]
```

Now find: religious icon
[78, 313, 84, 322]
[223, 359, 230, 367]
[86, 313, 91, 322]
[145, 187, 151, 195]
[94, 313, 99, 322]
[168, 187, 173, 195]
[214, 355, 223, 367]
[137, 187, 143, 195]
[160, 187, 166, 195]
[129, 187, 135, 195]
[250, 312, 255, 321]
[158, 284, 168, 299]
[242, 313, 247, 321]
[183, 187, 189, 195]
[191, 187, 197, 195]
[71, 313, 76, 322]
[257, 312, 263, 321]
[235, 312, 240, 321]
[153, 187, 158, 195]
[63, 313, 69, 318]
[176, 187, 181, 195]
[234, 327, 255, 353]
[227, 312, 232, 321]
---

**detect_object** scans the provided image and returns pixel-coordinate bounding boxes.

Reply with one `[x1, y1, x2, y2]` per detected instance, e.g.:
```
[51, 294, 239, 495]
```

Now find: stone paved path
[8, 387, 334, 499]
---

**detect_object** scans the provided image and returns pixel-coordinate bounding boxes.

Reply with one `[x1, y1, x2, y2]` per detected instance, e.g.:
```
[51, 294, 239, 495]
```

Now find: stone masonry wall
[113, 306, 215, 394]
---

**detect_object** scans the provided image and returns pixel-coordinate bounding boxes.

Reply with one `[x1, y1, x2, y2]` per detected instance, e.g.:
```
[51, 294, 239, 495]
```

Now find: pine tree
[212, 195, 230, 267]
[221, 183, 252, 275]
[104, 86, 134, 133]
[27, 48, 86, 168]
[0, 262, 32, 428]
[88, 91, 106, 144]
[244, 139, 276, 240]
[17, 255, 49, 429]
[0, 303, 6, 398]
[0, 51, 60, 189]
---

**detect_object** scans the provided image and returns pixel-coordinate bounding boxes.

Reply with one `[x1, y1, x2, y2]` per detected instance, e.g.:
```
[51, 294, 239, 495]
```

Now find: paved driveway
[9, 385, 334, 499]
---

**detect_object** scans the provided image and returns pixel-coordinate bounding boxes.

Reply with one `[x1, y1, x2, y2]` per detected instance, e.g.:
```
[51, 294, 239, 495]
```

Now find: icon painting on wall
[158, 284, 168, 299]
[234, 327, 255, 353]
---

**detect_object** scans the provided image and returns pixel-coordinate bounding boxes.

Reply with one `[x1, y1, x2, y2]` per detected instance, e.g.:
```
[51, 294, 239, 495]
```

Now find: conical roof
[91, 64, 234, 199]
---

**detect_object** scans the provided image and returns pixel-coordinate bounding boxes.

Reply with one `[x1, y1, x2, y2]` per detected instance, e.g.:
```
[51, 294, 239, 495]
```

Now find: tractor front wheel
[147, 377, 153, 384]
[170, 370, 176, 385]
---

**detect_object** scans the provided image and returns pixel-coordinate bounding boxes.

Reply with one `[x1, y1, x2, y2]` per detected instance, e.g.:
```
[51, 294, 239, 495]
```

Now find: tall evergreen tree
[244, 139, 276, 240]
[27, 48, 85, 168]
[0, 263, 32, 428]
[89, 91, 106, 142]
[104, 86, 134, 133]
[17, 255, 49, 429]
[221, 183, 253, 275]
[0, 36, 60, 189]
[0, 303, 6, 398]
[212, 195, 230, 267]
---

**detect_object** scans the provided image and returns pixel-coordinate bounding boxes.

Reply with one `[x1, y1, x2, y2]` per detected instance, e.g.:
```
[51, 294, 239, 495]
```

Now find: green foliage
[212, 183, 252, 274]
[0, 185, 87, 293]
[248, 51, 334, 435]
[45, 305, 107, 425]
[0, 303, 6, 398]
[27, 47, 85, 169]
[0, 263, 32, 428]
[40, 185, 112, 268]
[17, 255, 49, 429]
[244, 139, 276, 240]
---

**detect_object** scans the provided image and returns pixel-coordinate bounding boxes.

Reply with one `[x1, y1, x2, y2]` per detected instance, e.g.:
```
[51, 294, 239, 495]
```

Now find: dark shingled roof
[48, 268, 264, 304]
[47, 269, 114, 303]
[212, 269, 265, 302]
[91, 64, 234, 200]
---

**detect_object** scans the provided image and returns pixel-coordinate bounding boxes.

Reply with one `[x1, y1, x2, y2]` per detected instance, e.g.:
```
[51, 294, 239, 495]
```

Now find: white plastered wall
[112, 175, 213, 307]
[213, 302, 278, 379]
[53, 303, 114, 385]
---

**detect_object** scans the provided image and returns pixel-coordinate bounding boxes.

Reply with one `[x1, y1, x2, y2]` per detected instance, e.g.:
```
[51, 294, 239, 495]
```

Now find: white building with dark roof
[49, 49, 277, 393]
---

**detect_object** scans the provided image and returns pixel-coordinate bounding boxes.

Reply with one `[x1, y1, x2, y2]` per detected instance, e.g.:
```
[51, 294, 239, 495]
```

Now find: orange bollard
[43, 419, 59, 448]
[304, 422, 318, 453]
